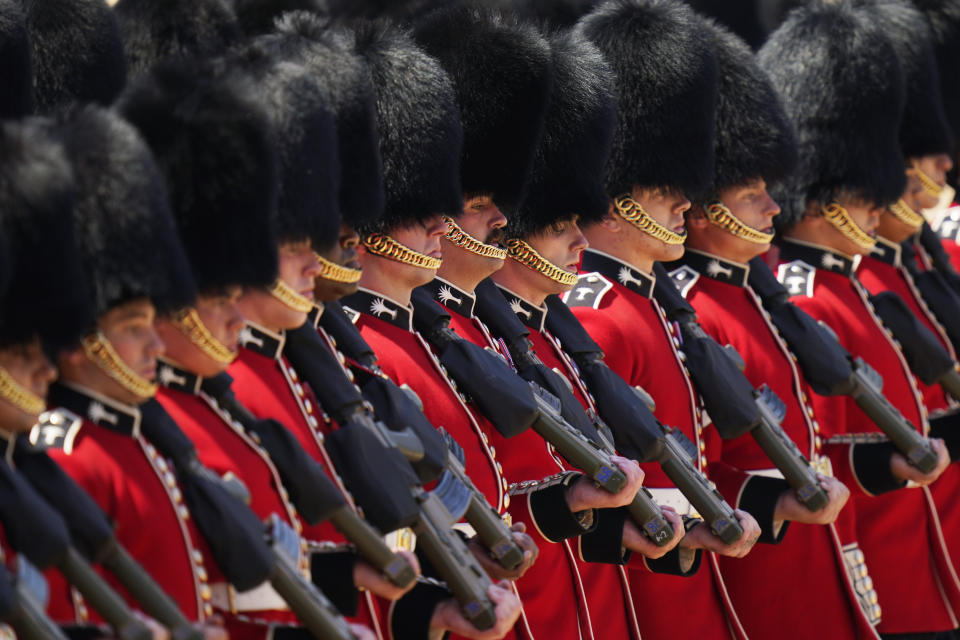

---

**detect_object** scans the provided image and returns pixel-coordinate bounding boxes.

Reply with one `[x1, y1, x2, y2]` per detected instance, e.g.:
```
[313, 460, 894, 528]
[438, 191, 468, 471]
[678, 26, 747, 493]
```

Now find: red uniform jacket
[776, 239, 957, 634]
[670, 249, 879, 639]
[931, 205, 960, 270]
[566, 249, 748, 640]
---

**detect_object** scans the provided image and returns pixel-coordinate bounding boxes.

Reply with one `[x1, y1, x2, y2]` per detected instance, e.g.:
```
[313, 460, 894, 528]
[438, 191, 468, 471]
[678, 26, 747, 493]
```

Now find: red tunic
[672, 249, 877, 639]
[931, 205, 960, 271]
[567, 249, 746, 640]
[776, 239, 957, 634]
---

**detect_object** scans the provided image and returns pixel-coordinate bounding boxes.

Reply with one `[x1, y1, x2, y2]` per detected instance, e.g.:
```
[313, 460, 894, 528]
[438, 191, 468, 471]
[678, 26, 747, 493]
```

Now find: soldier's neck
[490, 259, 549, 307]
[357, 268, 414, 308]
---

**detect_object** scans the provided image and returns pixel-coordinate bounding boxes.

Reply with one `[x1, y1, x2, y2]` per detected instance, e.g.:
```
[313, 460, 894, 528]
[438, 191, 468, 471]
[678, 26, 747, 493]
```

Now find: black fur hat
[509, 30, 616, 238]
[53, 106, 196, 318]
[758, 0, 905, 228]
[117, 63, 280, 294]
[0, 119, 92, 350]
[234, 0, 330, 36]
[350, 21, 463, 232]
[576, 0, 718, 199]
[114, 0, 241, 80]
[413, 7, 552, 214]
[22, 0, 126, 113]
[697, 17, 797, 204]
[906, 0, 960, 154]
[261, 12, 385, 229]
[0, 0, 32, 118]
[515, 0, 601, 28]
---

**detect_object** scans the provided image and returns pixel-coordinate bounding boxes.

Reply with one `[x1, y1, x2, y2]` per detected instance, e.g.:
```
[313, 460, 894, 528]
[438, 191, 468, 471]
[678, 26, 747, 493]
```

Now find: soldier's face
[99, 299, 165, 396]
[911, 153, 953, 209]
[827, 195, 882, 256]
[437, 195, 508, 284]
[240, 240, 322, 331]
[314, 223, 362, 302]
[0, 338, 57, 432]
[156, 287, 245, 378]
[525, 215, 589, 296]
[453, 195, 508, 247]
[878, 174, 926, 243]
[628, 185, 690, 263]
[714, 179, 780, 261]
[363, 214, 447, 290]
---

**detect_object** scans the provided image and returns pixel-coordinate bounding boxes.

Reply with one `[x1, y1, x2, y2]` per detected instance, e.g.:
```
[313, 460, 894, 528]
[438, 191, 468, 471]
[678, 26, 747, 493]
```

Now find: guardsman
[567, 1, 761, 638]
[668, 16, 877, 638]
[412, 11, 656, 640]
[758, 3, 955, 636]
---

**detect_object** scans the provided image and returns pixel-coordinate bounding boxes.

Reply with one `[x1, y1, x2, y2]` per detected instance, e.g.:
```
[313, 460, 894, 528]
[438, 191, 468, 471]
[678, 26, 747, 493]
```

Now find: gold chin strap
[269, 279, 314, 314]
[172, 308, 237, 365]
[705, 202, 775, 244]
[822, 202, 877, 251]
[314, 253, 362, 284]
[912, 166, 944, 198]
[0, 365, 45, 417]
[506, 238, 579, 286]
[442, 216, 508, 260]
[82, 331, 159, 399]
[363, 233, 443, 270]
[614, 194, 687, 245]
[888, 199, 925, 230]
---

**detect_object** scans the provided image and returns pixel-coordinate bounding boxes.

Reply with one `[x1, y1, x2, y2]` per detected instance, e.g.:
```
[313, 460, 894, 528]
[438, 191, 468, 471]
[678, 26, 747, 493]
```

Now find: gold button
[165, 472, 177, 488]
[308, 416, 319, 428]
[503, 495, 510, 509]
[156, 458, 168, 473]
[193, 550, 204, 564]
[196, 567, 208, 582]
[496, 462, 503, 475]
[203, 604, 213, 617]
[200, 585, 212, 601]
[814, 436, 822, 449]
[698, 440, 706, 452]
[178, 505, 190, 520]
[171, 487, 183, 503]
[699, 456, 708, 468]
[489, 446, 496, 459]
[304, 400, 313, 413]
[289, 368, 298, 381]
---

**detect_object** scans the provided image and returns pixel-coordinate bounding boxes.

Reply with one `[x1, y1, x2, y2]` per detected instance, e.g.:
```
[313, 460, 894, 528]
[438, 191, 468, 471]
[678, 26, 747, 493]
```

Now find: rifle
[652, 264, 831, 510]
[542, 295, 744, 544]
[746, 257, 940, 473]
[4, 559, 71, 640]
[468, 281, 676, 546]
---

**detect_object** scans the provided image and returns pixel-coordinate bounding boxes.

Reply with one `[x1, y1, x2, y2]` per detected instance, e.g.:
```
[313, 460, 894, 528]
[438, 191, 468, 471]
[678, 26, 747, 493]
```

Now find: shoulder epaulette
[934, 205, 960, 243]
[340, 305, 361, 324]
[29, 408, 84, 454]
[667, 265, 700, 298]
[564, 272, 613, 309]
[776, 260, 817, 298]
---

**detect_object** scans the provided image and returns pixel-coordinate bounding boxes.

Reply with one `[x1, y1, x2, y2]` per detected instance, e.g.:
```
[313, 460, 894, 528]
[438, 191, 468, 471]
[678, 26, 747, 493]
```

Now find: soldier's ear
[599, 202, 621, 232]
[686, 206, 709, 229]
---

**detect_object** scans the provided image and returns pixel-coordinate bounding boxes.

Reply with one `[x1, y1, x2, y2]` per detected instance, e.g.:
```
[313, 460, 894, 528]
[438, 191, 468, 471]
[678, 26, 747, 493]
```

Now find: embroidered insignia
[30, 409, 83, 453]
[370, 298, 399, 320]
[668, 265, 700, 298]
[820, 252, 846, 271]
[935, 206, 960, 242]
[706, 259, 734, 280]
[88, 401, 118, 426]
[617, 266, 645, 289]
[158, 364, 187, 388]
[564, 273, 613, 309]
[437, 285, 462, 306]
[510, 299, 532, 320]
[777, 260, 816, 298]
[238, 326, 263, 349]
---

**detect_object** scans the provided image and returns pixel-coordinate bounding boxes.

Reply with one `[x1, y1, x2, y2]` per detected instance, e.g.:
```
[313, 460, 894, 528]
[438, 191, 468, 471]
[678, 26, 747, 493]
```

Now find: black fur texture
[907, 0, 960, 154]
[758, 0, 906, 228]
[0, 0, 32, 118]
[576, 0, 718, 198]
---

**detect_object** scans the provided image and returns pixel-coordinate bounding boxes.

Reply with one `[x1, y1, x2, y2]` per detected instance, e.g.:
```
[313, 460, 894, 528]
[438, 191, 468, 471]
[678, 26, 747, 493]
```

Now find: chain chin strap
[172, 308, 237, 365]
[314, 253, 362, 284]
[363, 233, 443, 270]
[442, 216, 508, 260]
[269, 279, 314, 314]
[614, 194, 687, 245]
[822, 202, 877, 251]
[705, 202, 775, 244]
[505, 238, 579, 286]
[888, 199, 924, 230]
[912, 166, 944, 198]
[82, 331, 158, 399]
[0, 365, 45, 417]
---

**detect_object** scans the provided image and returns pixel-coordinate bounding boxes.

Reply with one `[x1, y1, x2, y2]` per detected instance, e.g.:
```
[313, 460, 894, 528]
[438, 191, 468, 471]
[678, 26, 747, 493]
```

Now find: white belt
[746, 468, 784, 480]
[646, 488, 698, 518]
[209, 581, 289, 614]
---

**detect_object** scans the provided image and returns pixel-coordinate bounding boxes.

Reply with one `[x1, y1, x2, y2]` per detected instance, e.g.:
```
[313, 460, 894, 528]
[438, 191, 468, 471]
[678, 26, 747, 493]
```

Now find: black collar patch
[869, 237, 901, 266]
[239, 322, 285, 360]
[495, 284, 546, 332]
[675, 250, 749, 287]
[581, 249, 654, 298]
[156, 359, 203, 395]
[421, 278, 476, 318]
[779, 240, 857, 277]
[341, 288, 413, 331]
[47, 382, 141, 436]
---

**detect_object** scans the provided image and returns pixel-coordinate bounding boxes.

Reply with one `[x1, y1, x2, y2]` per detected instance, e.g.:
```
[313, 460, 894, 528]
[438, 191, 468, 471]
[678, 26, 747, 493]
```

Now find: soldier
[667, 15, 879, 639]
[758, 3, 955, 637]
[565, 1, 761, 637]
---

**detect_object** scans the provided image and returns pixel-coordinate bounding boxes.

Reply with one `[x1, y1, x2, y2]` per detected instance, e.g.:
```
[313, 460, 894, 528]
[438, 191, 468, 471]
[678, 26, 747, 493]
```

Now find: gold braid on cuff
[270, 279, 314, 314]
[172, 308, 237, 365]
[614, 194, 687, 245]
[0, 365, 46, 417]
[888, 199, 925, 230]
[82, 332, 159, 399]
[314, 253, 362, 284]
[363, 233, 442, 270]
[442, 216, 508, 260]
[822, 202, 877, 251]
[912, 167, 944, 198]
[506, 238, 579, 286]
[705, 202, 775, 244]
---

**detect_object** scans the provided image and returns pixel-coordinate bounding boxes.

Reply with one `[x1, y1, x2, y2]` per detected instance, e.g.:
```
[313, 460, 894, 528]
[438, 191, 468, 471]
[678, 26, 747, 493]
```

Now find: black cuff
[929, 412, 960, 462]
[529, 474, 596, 542]
[852, 441, 907, 495]
[644, 544, 702, 577]
[579, 508, 630, 565]
[737, 476, 790, 545]
[61, 626, 106, 640]
[310, 549, 360, 617]
[390, 581, 450, 640]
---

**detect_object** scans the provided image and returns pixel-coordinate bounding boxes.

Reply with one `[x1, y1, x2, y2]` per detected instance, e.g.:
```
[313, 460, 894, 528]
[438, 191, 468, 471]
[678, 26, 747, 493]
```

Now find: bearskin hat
[0, 0, 32, 118]
[22, 0, 126, 113]
[117, 63, 279, 294]
[758, 0, 905, 228]
[911, 0, 960, 151]
[508, 30, 616, 238]
[234, 0, 330, 36]
[0, 119, 92, 350]
[516, 0, 601, 28]
[696, 17, 797, 204]
[350, 21, 462, 232]
[413, 7, 551, 213]
[53, 106, 196, 318]
[576, 0, 718, 199]
[261, 12, 385, 229]
[114, 0, 241, 80]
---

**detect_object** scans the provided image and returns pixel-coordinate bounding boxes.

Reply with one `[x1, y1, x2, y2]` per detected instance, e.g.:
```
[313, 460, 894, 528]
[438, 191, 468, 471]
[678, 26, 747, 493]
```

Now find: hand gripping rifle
[541, 295, 743, 544]
[0, 558, 72, 640]
[469, 281, 676, 546]
[901, 231, 960, 354]
[652, 263, 830, 510]
[746, 257, 939, 473]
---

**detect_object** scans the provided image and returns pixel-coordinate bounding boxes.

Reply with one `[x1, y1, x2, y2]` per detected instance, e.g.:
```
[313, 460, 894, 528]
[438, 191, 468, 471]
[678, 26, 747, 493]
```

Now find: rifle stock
[10, 582, 70, 640]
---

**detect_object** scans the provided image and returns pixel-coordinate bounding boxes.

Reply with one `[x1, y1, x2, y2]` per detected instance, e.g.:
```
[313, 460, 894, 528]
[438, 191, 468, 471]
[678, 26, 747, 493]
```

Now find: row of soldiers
[2, 0, 960, 638]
